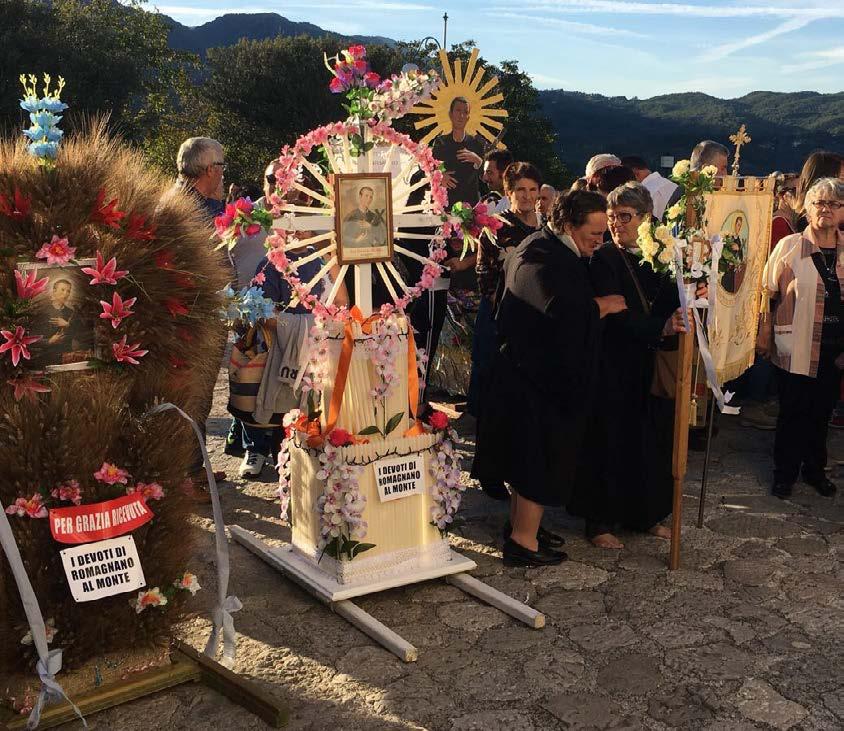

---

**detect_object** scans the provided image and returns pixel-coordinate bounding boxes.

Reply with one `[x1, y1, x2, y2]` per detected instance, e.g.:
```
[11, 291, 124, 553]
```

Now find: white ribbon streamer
[0, 504, 87, 729]
[144, 403, 241, 669]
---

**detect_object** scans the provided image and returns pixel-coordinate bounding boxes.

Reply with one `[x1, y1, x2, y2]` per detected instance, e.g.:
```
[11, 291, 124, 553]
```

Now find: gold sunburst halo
[411, 47, 508, 146]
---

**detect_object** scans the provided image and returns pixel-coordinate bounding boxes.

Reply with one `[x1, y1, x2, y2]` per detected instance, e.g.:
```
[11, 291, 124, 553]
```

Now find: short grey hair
[176, 137, 223, 179]
[805, 177, 844, 205]
[690, 140, 728, 171]
[540, 184, 556, 195]
[606, 181, 654, 217]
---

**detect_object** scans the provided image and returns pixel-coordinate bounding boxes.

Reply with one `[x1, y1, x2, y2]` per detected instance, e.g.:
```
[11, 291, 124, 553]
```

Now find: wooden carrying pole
[670, 326, 695, 570]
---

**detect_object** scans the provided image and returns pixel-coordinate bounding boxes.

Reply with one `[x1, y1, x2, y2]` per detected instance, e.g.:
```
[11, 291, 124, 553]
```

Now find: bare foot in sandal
[648, 524, 671, 540]
[591, 532, 624, 549]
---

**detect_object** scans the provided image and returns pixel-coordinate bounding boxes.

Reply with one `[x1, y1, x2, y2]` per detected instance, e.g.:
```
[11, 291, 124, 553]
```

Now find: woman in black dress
[474, 190, 626, 567]
[570, 182, 686, 548]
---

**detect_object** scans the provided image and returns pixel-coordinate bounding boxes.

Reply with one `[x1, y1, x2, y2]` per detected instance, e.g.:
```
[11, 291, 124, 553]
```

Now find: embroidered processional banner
[705, 177, 775, 382]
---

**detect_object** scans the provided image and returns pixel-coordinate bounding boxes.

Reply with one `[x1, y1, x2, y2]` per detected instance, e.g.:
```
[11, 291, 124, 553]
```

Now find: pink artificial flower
[5, 493, 48, 519]
[267, 247, 289, 272]
[35, 235, 76, 265]
[7, 377, 50, 402]
[127, 482, 165, 501]
[81, 251, 128, 285]
[99, 292, 136, 328]
[329, 76, 347, 94]
[327, 428, 354, 447]
[133, 587, 167, 613]
[174, 572, 201, 595]
[51, 480, 82, 506]
[363, 71, 381, 88]
[112, 335, 148, 365]
[0, 326, 41, 366]
[94, 462, 129, 485]
[245, 223, 261, 236]
[251, 271, 266, 286]
[14, 269, 49, 300]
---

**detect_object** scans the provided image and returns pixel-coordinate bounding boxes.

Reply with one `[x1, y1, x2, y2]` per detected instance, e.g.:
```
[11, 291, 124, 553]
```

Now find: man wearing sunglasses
[173, 136, 227, 220]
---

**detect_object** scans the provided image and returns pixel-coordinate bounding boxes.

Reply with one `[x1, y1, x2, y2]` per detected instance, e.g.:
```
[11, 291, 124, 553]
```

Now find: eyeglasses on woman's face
[811, 199, 842, 210]
[606, 211, 638, 224]
[211, 161, 227, 171]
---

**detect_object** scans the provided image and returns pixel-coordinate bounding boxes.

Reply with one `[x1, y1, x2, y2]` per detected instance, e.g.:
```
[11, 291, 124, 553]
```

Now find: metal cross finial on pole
[729, 124, 751, 177]
[443, 12, 449, 49]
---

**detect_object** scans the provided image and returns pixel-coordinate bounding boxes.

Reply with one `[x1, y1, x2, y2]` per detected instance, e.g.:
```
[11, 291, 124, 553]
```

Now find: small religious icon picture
[718, 209, 751, 294]
[334, 172, 394, 265]
[17, 259, 99, 372]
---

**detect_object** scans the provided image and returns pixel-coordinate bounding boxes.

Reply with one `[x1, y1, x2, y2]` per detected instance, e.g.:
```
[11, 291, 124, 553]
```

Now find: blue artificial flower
[20, 97, 41, 113]
[30, 111, 61, 128]
[44, 127, 63, 143]
[40, 99, 68, 113]
[22, 126, 46, 141]
[27, 141, 59, 159]
[236, 286, 276, 325]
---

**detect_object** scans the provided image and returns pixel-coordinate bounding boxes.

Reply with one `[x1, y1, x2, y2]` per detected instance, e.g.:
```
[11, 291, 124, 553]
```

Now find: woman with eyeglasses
[569, 182, 687, 549]
[759, 177, 843, 500]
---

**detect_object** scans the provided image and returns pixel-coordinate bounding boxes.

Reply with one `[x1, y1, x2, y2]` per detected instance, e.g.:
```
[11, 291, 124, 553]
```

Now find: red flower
[7, 377, 50, 402]
[0, 326, 41, 366]
[0, 189, 31, 220]
[171, 272, 195, 290]
[124, 213, 156, 241]
[14, 269, 49, 299]
[329, 76, 347, 94]
[245, 223, 262, 236]
[234, 198, 254, 215]
[164, 297, 189, 317]
[214, 211, 235, 238]
[428, 410, 449, 431]
[347, 44, 367, 60]
[81, 251, 128, 285]
[91, 189, 126, 228]
[112, 335, 148, 365]
[154, 250, 175, 269]
[327, 428, 354, 447]
[363, 71, 381, 88]
[99, 292, 137, 328]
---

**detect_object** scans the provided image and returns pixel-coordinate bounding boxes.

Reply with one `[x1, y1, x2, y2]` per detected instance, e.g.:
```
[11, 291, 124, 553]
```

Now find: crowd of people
[169, 98, 842, 568]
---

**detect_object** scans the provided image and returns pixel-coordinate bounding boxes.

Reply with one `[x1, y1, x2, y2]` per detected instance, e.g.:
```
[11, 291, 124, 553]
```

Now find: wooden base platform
[230, 524, 545, 663]
[0, 641, 287, 730]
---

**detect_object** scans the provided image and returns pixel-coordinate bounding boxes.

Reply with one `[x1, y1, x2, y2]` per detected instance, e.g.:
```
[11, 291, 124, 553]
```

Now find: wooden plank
[670, 327, 695, 570]
[332, 601, 418, 663]
[173, 642, 288, 728]
[1, 654, 200, 730]
[446, 573, 545, 629]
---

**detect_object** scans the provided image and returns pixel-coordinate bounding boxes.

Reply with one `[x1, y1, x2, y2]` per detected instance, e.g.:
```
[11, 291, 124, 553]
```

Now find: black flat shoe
[503, 537, 567, 567]
[502, 521, 566, 550]
[804, 476, 837, 497]
[771, 482, 793, 499]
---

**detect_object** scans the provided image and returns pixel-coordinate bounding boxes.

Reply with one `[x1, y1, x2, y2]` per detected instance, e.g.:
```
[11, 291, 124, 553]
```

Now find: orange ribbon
[319, 307, 423, 442]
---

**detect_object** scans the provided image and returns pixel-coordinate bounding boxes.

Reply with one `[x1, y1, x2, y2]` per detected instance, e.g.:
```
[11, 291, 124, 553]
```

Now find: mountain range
[164, 11, 843, 175]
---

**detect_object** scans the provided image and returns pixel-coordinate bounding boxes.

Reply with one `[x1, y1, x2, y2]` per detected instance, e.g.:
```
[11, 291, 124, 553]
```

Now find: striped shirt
[763, 229, 844, 377]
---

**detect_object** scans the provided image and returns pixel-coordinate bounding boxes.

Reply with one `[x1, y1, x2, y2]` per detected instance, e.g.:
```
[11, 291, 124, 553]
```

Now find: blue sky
[152, 0, 844, 98]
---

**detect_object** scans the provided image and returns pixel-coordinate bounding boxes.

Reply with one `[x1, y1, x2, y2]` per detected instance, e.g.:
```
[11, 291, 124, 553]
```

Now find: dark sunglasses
[266, 173, 276, 185]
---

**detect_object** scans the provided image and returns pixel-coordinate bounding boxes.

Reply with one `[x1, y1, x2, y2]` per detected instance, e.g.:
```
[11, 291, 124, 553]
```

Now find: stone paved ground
[63, 370, 842, 730]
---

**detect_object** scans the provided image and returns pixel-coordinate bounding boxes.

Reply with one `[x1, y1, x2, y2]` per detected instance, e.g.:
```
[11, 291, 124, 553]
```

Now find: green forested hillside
[540, 89, 844, 176]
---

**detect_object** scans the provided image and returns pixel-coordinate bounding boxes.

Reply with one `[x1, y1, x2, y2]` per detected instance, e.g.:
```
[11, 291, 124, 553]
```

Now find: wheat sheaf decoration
[410, 47, 508, 146]
[0, 77, 228, 680]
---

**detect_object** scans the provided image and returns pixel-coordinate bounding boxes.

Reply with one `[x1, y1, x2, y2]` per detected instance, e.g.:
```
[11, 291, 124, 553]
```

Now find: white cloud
[512, 1, 844, 19]
[530, 72, 572, 87]
[698, 16, 814, 62]
[782, 46, 844, 73]
[487, 11, 649, 38]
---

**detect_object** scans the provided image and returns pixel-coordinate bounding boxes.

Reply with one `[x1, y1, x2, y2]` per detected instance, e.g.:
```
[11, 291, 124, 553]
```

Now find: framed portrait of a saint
[703, 177, 775, 382]
[334, 173, 394, 265]
[17, 259, 99, 372]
